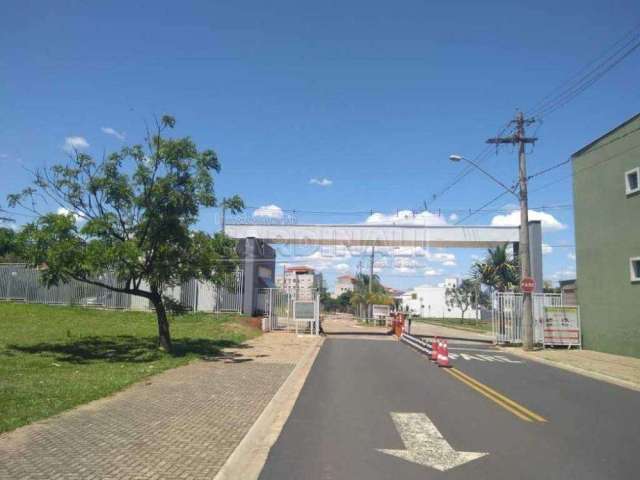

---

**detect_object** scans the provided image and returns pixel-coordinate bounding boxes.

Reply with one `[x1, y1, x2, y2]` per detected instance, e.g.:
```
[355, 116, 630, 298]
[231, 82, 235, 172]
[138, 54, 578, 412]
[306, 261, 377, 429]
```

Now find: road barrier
[401, 333, 454, 368]
[437, 340, 451, 368]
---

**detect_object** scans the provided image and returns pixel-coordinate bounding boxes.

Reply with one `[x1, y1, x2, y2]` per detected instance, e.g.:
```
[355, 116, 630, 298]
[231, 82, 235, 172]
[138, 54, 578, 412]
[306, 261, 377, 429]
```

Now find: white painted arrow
[378, 412, 488, 472]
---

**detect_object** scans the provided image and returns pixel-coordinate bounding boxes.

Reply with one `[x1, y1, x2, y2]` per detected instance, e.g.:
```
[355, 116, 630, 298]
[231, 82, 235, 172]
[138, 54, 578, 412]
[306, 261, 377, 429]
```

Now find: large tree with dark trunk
[9, 115, 243, 352]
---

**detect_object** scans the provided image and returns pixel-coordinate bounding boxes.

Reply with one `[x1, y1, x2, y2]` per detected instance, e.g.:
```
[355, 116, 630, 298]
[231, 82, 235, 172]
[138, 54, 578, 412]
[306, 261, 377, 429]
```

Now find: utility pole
[368, 246, 375, 320]
[487, 111, 537, 350]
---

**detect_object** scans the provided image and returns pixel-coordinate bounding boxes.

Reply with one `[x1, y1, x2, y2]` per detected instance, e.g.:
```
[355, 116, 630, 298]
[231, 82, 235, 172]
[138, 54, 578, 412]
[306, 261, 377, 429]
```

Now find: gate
[258, 288, 320, 335]
[492, 292, 563, 344]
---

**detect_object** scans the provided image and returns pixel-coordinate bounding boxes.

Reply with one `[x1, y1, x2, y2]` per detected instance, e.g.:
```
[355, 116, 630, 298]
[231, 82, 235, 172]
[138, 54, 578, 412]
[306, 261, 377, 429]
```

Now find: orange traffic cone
[431, 338, 439, 362]
[437, 340, 451, 367]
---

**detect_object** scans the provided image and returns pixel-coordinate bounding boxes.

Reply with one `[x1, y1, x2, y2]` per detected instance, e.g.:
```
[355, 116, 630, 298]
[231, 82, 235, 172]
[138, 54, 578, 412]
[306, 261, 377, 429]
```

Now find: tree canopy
[9, 115, 243, 352]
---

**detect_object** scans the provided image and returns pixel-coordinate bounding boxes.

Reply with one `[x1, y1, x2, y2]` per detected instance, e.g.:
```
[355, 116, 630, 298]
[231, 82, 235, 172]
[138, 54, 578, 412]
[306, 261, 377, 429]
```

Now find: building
[398, 278, 479, 319]
[572, 113, 640, 357]
[277, 266, 323, 300]
[559, 279, 577, 306]
[333, 275, 356, 297]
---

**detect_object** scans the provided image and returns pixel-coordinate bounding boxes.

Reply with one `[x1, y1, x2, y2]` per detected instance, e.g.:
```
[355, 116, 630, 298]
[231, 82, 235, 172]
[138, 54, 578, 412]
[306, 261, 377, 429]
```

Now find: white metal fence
[0, 264, 243, 313]
[492, 292, 563, 344]
[257, 287, 320, 335]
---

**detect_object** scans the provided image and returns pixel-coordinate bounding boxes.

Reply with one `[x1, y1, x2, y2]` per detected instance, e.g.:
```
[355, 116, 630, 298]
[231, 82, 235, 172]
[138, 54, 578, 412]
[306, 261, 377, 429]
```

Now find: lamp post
[448, 155, 518, 199]
[449, 151, 534, 350]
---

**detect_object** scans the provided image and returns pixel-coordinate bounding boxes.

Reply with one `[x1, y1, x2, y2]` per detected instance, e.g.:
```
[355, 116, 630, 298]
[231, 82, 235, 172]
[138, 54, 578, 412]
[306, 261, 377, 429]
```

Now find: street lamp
[448, 154, 518, 198]
[450, 148, 534, 351]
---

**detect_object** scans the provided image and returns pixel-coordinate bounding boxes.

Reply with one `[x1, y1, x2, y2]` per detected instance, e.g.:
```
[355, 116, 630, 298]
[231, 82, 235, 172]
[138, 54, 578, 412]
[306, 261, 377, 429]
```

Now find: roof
[571, 112, 640, 158]
[336, 275, 356, 281]
[285, 266, 315, 273]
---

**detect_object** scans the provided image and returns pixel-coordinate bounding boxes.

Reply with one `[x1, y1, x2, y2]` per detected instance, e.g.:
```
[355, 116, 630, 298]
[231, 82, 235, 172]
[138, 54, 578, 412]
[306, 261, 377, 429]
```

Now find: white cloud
[101, 127, 126, 141]
[550, 268, 576, 281]
[334, 263, 350, 272]
[428, 251, 456, 265]
[365, 209, 448, 226]
[56, 207, 84, 223]
[424, 268, 444, 276]
[542, 243, 553, 255]
[309, 178, 333, 187]
[448, 213, 459, 222]
[0, 153, 8, 159]
[63, 136, 89, 152]
[393, 257, 418, 273]
[253, 204, 284, 219]
[568, 252, 576, 261]
[490, 209, 566, 231]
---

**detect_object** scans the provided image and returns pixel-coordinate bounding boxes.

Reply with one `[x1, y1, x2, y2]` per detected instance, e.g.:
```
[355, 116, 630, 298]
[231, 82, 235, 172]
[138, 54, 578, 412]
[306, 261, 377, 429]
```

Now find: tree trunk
[150, 292, 172, 352]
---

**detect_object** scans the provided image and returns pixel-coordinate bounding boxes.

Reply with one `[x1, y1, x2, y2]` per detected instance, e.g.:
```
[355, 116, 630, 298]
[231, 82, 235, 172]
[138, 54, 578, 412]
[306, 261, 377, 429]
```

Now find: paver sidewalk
[0, 333, 319, 480]
[503, 347, 640, 391]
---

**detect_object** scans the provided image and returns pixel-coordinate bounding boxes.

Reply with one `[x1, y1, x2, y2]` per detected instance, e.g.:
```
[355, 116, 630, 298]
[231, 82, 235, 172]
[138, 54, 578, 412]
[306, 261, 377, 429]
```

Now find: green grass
[413, 316, 492, 333]
[0, 303, 260, 433]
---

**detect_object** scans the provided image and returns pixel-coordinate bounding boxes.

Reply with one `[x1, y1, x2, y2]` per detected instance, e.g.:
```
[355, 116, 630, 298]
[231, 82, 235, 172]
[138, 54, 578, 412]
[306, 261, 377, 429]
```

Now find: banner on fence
[543, 306, 581, 348]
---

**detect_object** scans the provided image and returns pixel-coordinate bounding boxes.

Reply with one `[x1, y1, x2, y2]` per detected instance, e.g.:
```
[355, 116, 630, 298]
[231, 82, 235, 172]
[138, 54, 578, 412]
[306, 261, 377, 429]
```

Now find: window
[631, 257, 640, 283]
[625, 167, 640, 195]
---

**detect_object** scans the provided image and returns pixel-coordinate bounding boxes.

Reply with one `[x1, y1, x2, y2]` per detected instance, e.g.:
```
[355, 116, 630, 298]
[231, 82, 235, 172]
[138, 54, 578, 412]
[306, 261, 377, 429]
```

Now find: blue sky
[1, 0, 639, 290]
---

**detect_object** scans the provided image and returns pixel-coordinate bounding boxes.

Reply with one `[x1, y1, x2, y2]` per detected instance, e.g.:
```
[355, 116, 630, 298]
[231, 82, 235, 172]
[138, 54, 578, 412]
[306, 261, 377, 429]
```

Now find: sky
[1, 0, 639, 291]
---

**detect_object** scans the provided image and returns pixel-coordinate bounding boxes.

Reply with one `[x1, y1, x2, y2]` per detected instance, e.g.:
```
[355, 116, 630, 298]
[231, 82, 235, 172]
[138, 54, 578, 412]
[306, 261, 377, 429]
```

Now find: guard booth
[237, 237, 276, 316]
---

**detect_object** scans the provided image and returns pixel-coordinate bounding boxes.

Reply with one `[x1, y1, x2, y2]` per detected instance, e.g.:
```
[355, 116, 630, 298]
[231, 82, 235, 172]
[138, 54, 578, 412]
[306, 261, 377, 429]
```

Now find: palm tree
[350, 272, 391, 318]
[471, 244, 519, 294]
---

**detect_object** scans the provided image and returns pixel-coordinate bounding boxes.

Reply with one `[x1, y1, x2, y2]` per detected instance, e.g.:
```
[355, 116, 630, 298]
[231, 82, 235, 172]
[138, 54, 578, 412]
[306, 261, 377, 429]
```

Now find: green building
[572, 113, 640, 358]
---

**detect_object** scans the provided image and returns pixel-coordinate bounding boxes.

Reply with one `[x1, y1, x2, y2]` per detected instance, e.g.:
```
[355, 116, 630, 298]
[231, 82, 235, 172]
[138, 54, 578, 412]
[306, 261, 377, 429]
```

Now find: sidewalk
[0, 333, 321, 480]
[409, 321, 494, 343]
[502, 347, 640, 391]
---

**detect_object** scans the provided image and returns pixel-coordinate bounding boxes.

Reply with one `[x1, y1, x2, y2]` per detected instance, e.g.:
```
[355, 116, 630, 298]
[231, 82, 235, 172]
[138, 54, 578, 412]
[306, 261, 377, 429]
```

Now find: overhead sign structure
[543, 306, 581, 348]
[520, 277, 536, 293]
[226, 223, 520, 248]
[378, 412, 487, 471]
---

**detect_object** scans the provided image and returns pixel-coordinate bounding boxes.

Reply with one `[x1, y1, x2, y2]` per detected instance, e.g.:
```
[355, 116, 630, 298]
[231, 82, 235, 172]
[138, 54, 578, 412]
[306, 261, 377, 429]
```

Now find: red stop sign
[520, 277, 536, 293]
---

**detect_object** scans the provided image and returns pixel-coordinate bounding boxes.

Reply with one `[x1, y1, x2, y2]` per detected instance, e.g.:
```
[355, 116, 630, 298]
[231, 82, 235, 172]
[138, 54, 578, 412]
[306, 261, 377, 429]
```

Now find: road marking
[378, 412, 488, 471]
[445, 368, 547, 423]
[448, 352, 524, 363]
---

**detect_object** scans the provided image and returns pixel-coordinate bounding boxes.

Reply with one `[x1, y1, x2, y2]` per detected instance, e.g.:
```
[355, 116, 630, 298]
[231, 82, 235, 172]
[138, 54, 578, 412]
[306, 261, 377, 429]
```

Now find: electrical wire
[527, 23, 640, 119]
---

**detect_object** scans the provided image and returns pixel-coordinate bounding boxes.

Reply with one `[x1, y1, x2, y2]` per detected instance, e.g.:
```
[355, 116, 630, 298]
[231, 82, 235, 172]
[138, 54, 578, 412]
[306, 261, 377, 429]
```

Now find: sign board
[294, 301, 315, 320]
[372, 304, 391, 319]
[520, 277, 536, 293]
[543, 306, 581, 347]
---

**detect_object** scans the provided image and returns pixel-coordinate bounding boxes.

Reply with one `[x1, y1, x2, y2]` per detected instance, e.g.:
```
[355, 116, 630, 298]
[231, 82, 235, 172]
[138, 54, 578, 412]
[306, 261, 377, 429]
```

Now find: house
[333, 275, 356, 298]
[398, 278, 479, 319]
[571, 112, 640, 357]
[276, 266, 323, 300]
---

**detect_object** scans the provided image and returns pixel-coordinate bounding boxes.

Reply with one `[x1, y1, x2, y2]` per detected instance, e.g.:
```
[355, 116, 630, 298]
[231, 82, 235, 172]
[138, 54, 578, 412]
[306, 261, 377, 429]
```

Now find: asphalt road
[258, 337, 640, 480]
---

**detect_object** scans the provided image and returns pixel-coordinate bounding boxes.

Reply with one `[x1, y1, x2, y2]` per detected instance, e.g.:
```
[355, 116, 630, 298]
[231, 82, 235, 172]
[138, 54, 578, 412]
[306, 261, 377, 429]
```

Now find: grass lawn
[0, 303, 261, 433]
[413, 316, 492, 334]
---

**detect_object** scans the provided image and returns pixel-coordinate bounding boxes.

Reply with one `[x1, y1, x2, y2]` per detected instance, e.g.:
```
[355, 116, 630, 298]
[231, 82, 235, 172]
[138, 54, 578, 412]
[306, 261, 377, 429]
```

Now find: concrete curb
[213, 336, 325, 480]
[500, 348, 640, 393]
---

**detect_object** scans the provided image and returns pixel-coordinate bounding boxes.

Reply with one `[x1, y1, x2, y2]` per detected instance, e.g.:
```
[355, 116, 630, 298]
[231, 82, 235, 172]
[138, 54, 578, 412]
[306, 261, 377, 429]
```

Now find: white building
[333, 275, 356, 298]
[276, 266, 323, 300]
[399, 278, 479, 319]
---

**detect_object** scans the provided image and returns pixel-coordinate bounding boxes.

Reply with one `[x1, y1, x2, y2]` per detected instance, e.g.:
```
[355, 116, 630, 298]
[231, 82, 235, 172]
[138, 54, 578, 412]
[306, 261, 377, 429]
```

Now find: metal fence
[0, 264, 243, 313]
[492, 292, 563, 344]
[258, 287, 320, 335]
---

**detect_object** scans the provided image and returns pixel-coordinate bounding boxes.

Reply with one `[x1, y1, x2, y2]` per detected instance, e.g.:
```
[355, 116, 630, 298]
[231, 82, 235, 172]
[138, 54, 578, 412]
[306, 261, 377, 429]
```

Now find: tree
[9, 115, 244, 352]
[349, 273, 392, 317]
[470, 244, 519, 294]
[0, 227, 23, 262]
[445, 279, 477, 320]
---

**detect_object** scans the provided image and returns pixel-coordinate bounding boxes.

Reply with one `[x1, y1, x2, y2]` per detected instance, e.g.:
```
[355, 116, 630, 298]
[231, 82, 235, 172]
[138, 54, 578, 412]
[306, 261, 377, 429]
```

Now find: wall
[572, 114, 640, 358]
[400, 285, 479, 319]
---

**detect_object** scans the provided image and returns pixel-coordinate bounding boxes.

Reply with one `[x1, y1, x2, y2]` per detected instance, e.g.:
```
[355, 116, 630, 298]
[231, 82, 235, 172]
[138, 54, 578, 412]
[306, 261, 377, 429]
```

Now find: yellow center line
[444, 368, 547, 423]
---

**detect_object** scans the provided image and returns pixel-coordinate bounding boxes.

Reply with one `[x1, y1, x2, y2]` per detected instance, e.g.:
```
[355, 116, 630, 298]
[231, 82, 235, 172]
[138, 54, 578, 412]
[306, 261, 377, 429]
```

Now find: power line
[527, 23, 640, 119]
[454, 189, 515, 225]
